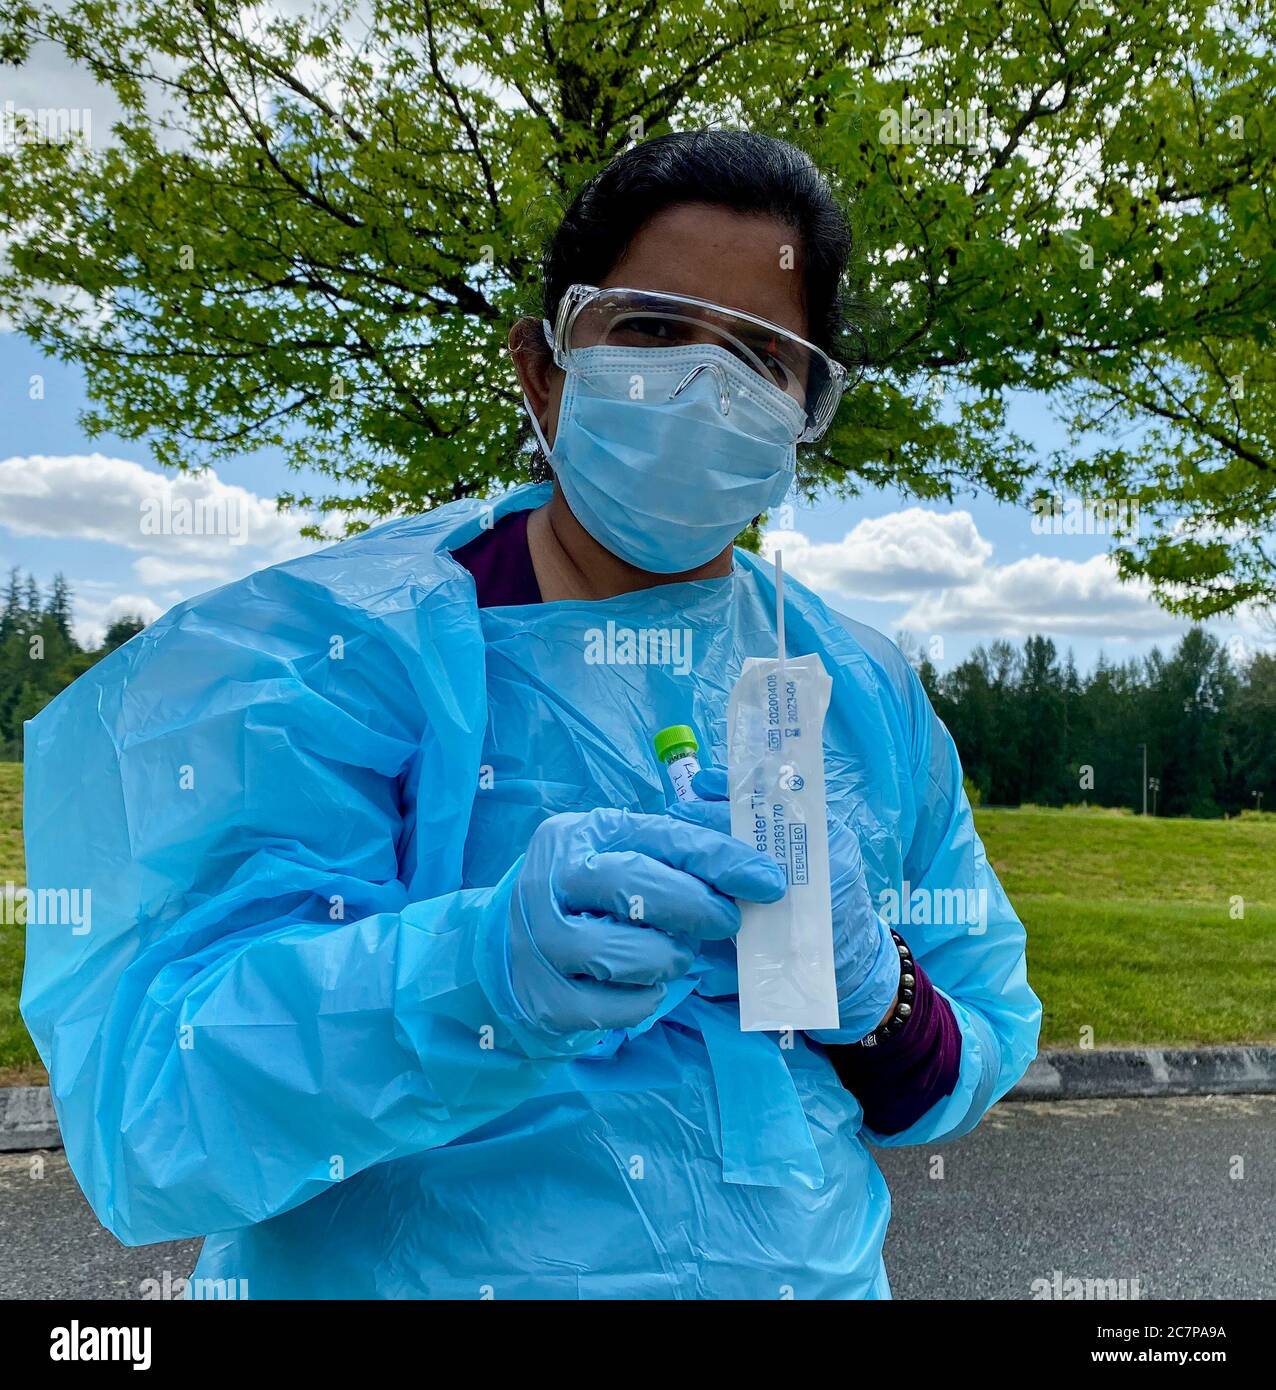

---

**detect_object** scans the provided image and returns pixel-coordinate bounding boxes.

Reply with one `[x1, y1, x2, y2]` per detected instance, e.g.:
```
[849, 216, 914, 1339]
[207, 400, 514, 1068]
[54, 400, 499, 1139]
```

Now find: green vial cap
[653, 724, 698, 764]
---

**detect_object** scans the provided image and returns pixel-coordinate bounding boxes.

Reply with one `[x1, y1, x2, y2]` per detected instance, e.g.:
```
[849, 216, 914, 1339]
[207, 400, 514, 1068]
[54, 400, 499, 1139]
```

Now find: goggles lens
[556, 286, 851, 440]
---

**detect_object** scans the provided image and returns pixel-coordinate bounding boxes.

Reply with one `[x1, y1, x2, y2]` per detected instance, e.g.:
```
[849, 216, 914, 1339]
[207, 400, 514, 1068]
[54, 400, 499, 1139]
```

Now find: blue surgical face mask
[524, 333, 803, 574]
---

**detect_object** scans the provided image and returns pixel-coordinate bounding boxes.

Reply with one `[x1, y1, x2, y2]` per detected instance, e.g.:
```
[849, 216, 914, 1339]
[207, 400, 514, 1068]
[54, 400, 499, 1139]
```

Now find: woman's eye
[762, 353, 790, 386]
[753, 350, 799, 394]
[728, 335, 794, 390]
[613, 316, 675, 343]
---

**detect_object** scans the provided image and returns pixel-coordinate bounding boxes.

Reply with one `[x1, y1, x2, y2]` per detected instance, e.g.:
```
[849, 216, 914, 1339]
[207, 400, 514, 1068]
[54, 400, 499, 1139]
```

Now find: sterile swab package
[728, 648, 840, 1032]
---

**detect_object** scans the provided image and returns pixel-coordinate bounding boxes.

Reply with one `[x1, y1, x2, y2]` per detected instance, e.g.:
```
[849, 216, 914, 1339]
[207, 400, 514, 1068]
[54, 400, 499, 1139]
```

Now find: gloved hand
[491, 806, 788, 1056]
[675, 768, 900, 1041]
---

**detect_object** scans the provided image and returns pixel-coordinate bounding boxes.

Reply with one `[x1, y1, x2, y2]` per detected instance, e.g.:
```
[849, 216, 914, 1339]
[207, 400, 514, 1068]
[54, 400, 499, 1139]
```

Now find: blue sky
[3, 324, 1262, 673]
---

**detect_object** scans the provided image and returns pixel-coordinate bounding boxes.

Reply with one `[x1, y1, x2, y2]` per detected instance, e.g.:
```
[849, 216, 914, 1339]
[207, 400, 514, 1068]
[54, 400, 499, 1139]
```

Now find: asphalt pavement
[1, 1095, 1271, 1300]
[878, 1094, 1275, 1299]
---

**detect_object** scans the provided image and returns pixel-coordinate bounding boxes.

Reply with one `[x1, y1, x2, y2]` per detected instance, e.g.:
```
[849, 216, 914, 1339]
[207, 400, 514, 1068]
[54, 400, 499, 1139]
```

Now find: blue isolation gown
[21, 482, 1040, 1298]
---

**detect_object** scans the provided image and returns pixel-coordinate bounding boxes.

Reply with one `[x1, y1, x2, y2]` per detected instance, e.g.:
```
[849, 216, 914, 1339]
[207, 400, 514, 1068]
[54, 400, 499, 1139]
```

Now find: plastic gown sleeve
[20, 564, 578, 1245]
[856, 650, 1041, 1148]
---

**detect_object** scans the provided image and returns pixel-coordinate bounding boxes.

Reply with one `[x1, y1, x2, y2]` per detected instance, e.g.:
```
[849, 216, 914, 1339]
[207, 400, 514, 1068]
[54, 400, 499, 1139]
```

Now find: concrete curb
[0, 1086, 59, 1152]
[2, 1048, 1274, 1151]
[1007, 1046, 1276, 1101]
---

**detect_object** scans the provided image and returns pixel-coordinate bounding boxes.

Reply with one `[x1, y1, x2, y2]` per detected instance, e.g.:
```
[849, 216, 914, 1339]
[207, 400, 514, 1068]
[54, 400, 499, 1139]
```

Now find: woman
[22, 130, 1039, 1299]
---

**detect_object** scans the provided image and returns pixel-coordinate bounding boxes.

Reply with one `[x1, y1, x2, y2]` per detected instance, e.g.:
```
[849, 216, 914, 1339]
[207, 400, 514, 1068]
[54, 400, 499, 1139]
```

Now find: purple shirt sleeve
[451, 509, 542, 607]
[452, 512, 960, 1133]
[822, 956, 963, 1136]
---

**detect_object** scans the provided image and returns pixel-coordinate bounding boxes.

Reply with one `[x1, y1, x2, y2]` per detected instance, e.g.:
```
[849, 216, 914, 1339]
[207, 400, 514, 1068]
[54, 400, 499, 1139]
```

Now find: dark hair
[541, 130, 854, 355]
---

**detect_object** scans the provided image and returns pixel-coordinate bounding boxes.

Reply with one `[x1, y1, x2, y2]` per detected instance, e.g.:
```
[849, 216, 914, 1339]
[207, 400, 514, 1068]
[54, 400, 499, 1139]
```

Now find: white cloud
[764, 509, 1201, 645]
[0, 452, 314, 560]
[66, 581, 165, 648]
[763, 508, 992, 601]
[0, 452, 319, 643]
[131, 554, 255, 587]
[899, 552, 1183, 639]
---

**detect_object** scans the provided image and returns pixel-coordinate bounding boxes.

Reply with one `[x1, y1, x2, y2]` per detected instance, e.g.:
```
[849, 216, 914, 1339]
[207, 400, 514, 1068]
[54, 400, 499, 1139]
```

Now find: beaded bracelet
[856, 930, 916, 1048]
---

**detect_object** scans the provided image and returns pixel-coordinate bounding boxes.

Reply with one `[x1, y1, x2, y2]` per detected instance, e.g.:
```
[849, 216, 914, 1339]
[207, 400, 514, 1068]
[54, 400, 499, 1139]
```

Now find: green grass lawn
[0, 764, 1272, 1082]
[976, 805, 1276, 1049]
[0, 762, 33, 1081]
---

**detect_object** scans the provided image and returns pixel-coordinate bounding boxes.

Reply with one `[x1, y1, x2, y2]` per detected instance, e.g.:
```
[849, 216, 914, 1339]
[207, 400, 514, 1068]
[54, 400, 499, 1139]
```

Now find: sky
[2, 30, 1270, 673]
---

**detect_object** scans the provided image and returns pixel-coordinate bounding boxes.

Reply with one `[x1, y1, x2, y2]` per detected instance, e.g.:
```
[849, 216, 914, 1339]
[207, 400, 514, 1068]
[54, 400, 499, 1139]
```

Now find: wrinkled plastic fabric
[21, 481, 1040, 1299]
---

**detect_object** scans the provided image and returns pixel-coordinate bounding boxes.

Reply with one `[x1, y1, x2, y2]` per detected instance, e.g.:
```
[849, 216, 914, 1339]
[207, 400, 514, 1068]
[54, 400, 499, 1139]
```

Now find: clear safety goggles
[547, 284, 854, 443]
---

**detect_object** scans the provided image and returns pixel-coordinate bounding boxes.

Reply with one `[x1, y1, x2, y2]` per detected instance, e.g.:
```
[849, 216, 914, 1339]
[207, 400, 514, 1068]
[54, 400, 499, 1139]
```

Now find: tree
[0, 570, 88, 757]
[1019, 635, 1066, 802]
[915, 655, 942, 705]
[0, 569, 21, 645]
[934, 647, 999, 802]
[21, 574, 41, 621]
[102, 615, 147, 652]
[983, 641, 1027, 804]
[1, 0, 1274, 610]
[926, 628, 1265, 816]
[1146, 629, 1235, 817]
[46, 574, 74, 641]
[1059, 649, 1085, 801]
[1229, 652, 1276, 809]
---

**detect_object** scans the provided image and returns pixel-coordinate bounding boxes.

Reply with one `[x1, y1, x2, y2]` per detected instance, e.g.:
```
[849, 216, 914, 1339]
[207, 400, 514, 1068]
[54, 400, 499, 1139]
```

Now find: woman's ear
[508, 317, 559, 435]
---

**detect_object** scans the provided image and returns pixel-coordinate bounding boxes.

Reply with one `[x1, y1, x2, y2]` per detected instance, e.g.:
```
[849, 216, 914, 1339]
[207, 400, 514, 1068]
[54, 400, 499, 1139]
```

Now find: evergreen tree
[0, 569, 119, 756]
[0, 568, 21, 644]
[915, 656, 942, 706]
[1229, 653, 1276, 813]
[929, 628, 1267, 817]
[103, 616, 146, 652]
[46, 574, 74, 641]
[1019, 636, 1066, 803]
[1060, 650, 1084, 802]
[1152, 629, 1234, 818]
[22, 574, 41, 621]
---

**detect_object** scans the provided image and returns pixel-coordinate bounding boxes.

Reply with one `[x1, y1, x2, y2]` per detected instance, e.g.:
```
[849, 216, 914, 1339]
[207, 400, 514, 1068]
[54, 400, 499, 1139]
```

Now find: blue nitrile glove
[488, 806, 788, 1057]
[676, 768, 901, 1042]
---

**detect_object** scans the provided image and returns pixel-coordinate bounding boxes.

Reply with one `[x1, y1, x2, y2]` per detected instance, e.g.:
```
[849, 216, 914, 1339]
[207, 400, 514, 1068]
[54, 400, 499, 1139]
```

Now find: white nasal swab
[775, 548, 786, 678]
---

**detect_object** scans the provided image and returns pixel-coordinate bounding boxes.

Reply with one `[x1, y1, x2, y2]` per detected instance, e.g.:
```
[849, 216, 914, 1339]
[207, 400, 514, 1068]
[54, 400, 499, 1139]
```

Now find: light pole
[1139, 743, 1148, 816]
[1149, 776, 1160, 817]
